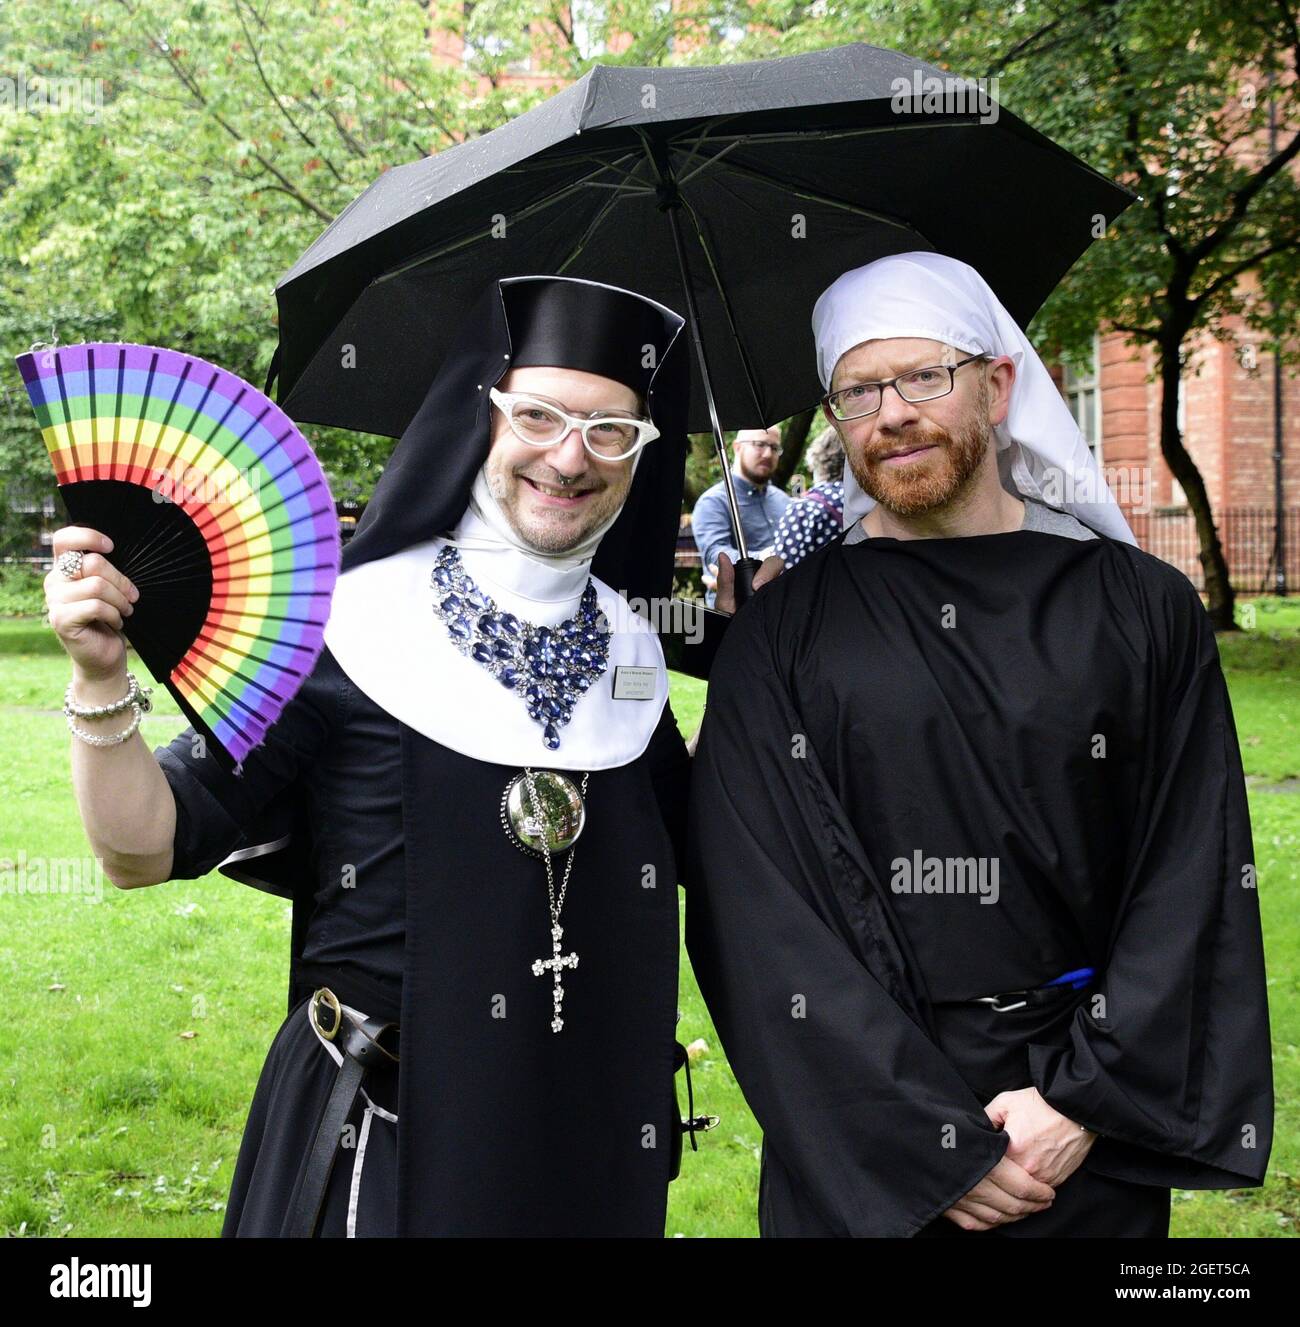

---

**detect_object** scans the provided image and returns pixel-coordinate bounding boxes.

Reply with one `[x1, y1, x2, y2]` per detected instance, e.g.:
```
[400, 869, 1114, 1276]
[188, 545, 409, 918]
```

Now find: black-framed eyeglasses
[823, 354, 989, 421]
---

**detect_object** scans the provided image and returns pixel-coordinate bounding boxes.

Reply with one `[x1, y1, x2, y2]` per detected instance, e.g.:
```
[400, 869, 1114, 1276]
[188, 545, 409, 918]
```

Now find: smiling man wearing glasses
[686, 251, 1271, 1239]
[484, 375, 659, 554]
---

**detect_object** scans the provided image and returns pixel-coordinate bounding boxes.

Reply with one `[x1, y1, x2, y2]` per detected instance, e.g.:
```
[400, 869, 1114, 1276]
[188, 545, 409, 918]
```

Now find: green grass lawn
[1, 608, 1297, 1238]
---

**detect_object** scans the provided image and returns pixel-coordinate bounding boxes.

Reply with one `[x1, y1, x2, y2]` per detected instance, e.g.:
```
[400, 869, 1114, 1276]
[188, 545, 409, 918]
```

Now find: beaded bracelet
[63, 671, 153, 720]
[67, 703, 145, 748]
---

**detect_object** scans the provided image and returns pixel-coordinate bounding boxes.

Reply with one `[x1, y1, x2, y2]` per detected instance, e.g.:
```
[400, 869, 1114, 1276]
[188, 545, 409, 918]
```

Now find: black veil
[217, 274, 690, 919]
[340, 274, 690, 608]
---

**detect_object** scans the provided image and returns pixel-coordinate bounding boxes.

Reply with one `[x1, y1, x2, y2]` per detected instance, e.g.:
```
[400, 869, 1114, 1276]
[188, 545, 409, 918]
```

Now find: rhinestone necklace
[430, 544, 610, 750]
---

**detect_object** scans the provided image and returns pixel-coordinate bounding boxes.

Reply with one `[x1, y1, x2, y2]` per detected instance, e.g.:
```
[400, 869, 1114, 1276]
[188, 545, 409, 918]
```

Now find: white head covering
[810, 251, 1135, 544]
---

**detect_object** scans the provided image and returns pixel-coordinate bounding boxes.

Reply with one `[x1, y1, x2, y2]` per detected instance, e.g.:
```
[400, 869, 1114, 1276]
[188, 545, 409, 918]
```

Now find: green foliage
[4, 1, 1296, 611]
[0, 0, 513, 523]
[0, 0, 788, 551]
[0, 562, 47, 616]
[827, 0, 1300, 371]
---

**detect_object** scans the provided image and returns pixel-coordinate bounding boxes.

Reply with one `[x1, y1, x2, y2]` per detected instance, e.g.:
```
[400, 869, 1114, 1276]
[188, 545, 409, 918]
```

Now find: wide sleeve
[1029, 575, 1273, 1189]
[685, 590, 1008, 1236]
[151, 646, 344, 881]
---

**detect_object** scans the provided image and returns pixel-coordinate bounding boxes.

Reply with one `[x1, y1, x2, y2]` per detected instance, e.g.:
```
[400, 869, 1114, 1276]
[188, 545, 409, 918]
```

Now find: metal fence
[675, 507, 1300, 595]
[8, 496, 1299, 597]
[1128, 507, 1300, 594]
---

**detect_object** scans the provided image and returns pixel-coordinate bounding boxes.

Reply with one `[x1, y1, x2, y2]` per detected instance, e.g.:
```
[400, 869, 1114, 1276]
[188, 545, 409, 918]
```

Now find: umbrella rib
[554, 184, 638, 273]
[674, 139, 744, 189]
[580, 180, 657, 193]
[373, 158, 647, 285]
[655, 118, 990, 199]
[676, 191, 768, 423]
[562, 151, 657, 193]
[664, 116, 749, 182]
[501, 148, 643, 179]
[653, 116, 983, 201]
[371, 119, 972, 287]
[676, 118, 982, 150]
[707, 155, 930, 237]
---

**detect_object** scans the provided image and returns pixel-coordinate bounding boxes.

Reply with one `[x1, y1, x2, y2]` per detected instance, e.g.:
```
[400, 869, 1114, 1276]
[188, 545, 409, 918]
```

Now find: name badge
[612, 665, 658, 700]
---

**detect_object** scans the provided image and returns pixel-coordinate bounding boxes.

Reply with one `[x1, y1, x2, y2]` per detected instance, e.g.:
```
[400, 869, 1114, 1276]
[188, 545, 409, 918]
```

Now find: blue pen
[1043, 967, 1096, 990]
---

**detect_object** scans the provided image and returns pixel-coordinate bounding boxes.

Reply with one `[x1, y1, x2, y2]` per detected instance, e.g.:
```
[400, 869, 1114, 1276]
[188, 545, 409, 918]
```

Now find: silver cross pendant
[531, 922, 579, 1032]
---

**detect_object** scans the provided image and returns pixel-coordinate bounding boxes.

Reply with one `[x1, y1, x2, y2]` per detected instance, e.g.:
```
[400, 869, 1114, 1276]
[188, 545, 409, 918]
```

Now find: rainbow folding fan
[16, 342, 341, 774]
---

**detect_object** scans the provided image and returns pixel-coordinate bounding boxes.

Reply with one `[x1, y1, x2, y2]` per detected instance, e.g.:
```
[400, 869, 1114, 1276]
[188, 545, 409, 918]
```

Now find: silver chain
[523, 766, 589, 926]
[524, 767, 590, 1032]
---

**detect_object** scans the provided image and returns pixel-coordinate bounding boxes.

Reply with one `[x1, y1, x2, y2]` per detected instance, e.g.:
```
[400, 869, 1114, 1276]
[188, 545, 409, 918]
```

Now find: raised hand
[43, 526, 140, 682]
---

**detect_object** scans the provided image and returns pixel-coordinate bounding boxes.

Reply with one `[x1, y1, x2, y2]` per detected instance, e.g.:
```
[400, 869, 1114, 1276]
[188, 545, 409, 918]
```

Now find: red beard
[847, 414, 988, 517]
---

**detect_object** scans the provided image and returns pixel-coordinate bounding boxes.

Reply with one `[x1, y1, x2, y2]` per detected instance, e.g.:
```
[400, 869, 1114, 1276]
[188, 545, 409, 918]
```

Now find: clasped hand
[943, 1087, 1097, 1233]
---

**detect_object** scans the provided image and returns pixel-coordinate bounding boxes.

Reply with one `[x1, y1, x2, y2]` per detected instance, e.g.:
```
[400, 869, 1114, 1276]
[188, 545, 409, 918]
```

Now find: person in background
[773, 427, 845, 569]
[691, 428, 791, 606]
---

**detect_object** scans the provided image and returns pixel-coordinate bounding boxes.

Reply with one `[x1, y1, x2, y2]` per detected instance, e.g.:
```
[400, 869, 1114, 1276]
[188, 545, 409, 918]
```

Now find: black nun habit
[152, 275, 695, 1237]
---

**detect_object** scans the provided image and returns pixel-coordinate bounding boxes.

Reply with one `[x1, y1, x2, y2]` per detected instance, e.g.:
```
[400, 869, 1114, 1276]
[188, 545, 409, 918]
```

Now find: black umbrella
[269, 41, 1133, 581]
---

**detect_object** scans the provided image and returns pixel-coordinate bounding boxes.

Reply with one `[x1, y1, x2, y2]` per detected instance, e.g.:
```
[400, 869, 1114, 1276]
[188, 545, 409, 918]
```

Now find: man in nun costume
[687, 251, 1273, 1237]
[151, 274, 702, 1236]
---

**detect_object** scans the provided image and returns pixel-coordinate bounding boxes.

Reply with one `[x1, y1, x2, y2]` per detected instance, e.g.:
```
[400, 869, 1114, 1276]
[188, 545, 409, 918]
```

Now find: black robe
[685, 527, 1273, 1237]
[155, 642, 691, 1236]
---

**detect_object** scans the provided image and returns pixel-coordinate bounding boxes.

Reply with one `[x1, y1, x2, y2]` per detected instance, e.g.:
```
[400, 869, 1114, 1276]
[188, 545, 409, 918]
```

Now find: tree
[0, 0, 540, 510]
[860, 0, 1300, 629]
[0, 0, 766, 524]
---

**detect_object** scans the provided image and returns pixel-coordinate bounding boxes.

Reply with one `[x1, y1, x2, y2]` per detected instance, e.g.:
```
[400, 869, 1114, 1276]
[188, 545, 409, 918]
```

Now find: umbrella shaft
[654, 159, 751, 564]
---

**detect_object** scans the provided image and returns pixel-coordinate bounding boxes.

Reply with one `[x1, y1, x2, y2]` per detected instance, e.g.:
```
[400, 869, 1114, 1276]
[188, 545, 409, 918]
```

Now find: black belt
[964, 966, 1097, 1013]
[965, 986, 1083, 1013]
[281, 988, 400, 1238]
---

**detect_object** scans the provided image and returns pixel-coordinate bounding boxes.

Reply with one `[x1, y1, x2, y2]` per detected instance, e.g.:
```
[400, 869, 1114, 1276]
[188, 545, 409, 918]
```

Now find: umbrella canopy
[270, 41, 1134, 441]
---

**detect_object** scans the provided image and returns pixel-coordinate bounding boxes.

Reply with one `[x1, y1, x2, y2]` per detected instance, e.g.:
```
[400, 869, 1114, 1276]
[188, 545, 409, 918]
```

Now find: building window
[1062, 333, 1102, 465]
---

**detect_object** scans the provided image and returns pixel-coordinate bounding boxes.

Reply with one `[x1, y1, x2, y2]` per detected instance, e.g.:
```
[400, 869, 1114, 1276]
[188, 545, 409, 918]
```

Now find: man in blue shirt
[691, 428, 791, 605]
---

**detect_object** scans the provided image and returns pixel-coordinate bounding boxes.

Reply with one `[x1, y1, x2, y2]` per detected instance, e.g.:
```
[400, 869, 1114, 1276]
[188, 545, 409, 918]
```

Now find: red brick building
[1057, 320, 1299, 592]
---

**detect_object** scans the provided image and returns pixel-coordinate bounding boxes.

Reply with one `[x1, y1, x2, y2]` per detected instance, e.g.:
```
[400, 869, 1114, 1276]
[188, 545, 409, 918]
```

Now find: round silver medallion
[501, 770, 586, 856]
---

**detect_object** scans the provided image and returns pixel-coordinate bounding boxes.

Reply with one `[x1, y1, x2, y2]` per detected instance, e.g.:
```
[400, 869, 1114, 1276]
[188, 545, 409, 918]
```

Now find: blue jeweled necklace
[430, 544, 610, 750]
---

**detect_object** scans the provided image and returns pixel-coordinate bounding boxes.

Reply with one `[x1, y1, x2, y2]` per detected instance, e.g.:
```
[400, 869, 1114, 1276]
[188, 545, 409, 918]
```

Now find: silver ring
[57, 550, 85, 580]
